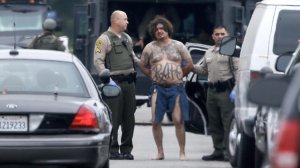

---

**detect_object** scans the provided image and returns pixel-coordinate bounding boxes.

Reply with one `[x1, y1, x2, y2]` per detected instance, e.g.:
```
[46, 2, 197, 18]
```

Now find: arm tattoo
[143, 52, 150, 67]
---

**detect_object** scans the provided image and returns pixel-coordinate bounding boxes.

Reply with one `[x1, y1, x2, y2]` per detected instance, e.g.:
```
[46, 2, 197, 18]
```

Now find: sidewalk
[135, 104, 173, 125]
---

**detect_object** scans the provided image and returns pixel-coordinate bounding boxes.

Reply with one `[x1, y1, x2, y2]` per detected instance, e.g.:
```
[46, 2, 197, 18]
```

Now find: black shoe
[110, 152, 123, 160]
[122, 153, 134, 160]
[202, 153, 224, 161]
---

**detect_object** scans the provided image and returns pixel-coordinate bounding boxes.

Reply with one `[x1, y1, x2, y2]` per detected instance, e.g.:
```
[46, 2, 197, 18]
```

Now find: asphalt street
[109, 104, 231, 168]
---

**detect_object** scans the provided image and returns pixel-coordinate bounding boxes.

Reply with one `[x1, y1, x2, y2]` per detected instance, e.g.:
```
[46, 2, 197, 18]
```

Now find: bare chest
[150, 45, 181, 64]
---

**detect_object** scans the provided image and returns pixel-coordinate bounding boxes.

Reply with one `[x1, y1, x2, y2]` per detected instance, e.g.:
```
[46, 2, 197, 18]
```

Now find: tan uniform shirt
[94, 28, 140, 75]
[193, 46, 239, 83]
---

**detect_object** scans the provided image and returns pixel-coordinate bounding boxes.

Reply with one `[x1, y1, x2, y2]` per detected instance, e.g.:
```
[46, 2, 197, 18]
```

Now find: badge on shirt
[95, 39, 102, 53]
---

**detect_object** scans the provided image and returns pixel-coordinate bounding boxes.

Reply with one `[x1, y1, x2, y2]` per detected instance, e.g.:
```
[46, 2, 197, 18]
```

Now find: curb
[135, 122, 174, 126]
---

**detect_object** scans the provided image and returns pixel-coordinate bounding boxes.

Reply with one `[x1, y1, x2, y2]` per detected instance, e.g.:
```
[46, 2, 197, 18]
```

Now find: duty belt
[111, 72, 136, 84]
[207, 78, 235, 92]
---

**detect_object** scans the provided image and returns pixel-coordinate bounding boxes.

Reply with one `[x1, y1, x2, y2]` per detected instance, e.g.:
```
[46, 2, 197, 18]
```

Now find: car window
[190, 49, 208, 80]
[190, 49, 206, 63]
[0, 60, 88, 97]
[273, 10, 300, 55]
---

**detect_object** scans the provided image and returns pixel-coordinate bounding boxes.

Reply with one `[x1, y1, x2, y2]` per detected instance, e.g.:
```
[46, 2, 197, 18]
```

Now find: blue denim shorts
[153, 84, 189, 123]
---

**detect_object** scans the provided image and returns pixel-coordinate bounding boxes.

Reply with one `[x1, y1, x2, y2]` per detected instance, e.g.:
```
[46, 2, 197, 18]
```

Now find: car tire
[228, 115, 239, 167]
[237, 130, 255, 168]
[102, 159, 110, 168]
[255, 145, 264, 168]
[254, 117, 267, 168]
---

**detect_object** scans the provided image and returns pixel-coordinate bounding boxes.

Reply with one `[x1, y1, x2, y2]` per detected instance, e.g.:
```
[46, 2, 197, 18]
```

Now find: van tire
[237, 130, 255, 168]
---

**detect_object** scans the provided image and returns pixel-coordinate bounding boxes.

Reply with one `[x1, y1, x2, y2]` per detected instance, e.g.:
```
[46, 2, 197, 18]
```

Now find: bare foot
[151, 153, 164, 160]
[179, 153, 186, 161]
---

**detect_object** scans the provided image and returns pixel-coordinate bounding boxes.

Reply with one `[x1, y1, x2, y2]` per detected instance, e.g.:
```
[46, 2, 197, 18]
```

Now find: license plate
[0, 115, 28, 132]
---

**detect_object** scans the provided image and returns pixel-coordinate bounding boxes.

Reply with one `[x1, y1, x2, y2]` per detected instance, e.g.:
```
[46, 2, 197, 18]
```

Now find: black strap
[121, 34, 136, 71]
[228, 57, 235, 81]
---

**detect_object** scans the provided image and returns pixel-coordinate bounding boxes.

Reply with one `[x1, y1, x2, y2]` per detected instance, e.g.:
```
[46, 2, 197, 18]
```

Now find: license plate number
[0, 115, 28, 132]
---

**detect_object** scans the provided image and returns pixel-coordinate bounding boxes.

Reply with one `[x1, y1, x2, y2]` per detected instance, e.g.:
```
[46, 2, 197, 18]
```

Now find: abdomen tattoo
[151, 62, 183, 83]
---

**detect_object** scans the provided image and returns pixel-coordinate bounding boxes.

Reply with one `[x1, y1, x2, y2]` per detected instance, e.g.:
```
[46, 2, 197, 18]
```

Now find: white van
[222, 0, 300, 167]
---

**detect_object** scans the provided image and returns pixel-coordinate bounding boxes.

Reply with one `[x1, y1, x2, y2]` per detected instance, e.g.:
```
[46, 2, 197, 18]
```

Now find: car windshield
[0, 6, 44, 32]
[0, 59, 89, 97]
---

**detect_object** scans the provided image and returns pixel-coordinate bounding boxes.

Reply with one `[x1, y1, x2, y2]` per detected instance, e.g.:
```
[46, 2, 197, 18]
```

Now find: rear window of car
[274, 10, 300, 55]
[0, 59, 89, 97]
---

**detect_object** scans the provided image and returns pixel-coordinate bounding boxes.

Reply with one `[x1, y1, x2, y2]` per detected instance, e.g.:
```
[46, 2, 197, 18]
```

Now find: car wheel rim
[229, 118, 238, 156]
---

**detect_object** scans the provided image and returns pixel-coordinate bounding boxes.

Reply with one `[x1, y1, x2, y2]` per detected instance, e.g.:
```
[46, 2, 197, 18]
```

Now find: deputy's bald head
[110, 10, 126, 23]
[110, 10, 128, 33]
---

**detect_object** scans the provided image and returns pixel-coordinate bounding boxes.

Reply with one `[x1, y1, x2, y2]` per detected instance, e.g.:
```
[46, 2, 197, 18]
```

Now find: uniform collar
[108, 27, 122, 38]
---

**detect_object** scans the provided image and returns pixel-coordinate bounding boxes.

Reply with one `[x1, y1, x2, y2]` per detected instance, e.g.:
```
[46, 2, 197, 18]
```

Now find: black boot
[110, 152, 123, 160]
[202, 152, 224, 161]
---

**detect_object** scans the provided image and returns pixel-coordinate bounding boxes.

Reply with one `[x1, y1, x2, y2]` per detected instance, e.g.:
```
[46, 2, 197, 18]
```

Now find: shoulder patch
[95, 39, 103, 53]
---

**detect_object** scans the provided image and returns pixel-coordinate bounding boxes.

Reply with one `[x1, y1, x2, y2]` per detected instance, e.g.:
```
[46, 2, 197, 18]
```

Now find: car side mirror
[219, 36, 238, 57]
[276, 54, 292, 73]
[247, 75, 289, 107]
[101, 84, 121, 97]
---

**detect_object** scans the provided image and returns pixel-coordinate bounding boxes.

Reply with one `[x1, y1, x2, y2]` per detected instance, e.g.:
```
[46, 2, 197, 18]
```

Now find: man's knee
[173, 121, 184, 129]
[152, 122, 161, 129]
[172, 117, 183, 126]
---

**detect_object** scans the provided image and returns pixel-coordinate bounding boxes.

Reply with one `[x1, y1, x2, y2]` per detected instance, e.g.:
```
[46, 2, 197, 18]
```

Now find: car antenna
[13, 13, 17, 50]
[54, 84, 58, 99]
[4, 4, 18, 55]
[10, 12, 19, 55]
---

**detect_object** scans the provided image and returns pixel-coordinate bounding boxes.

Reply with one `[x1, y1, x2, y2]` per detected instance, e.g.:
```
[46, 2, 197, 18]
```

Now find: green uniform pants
[206, 88, 234, 156]
[105, 81, 136, 154]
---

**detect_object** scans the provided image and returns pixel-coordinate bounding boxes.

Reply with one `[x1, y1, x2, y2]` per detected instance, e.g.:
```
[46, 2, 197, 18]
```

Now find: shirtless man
[139, 16, 193, 161]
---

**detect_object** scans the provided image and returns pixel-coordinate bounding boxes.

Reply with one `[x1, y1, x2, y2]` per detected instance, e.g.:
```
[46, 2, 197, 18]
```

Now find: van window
[274, 10, 300, 55]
